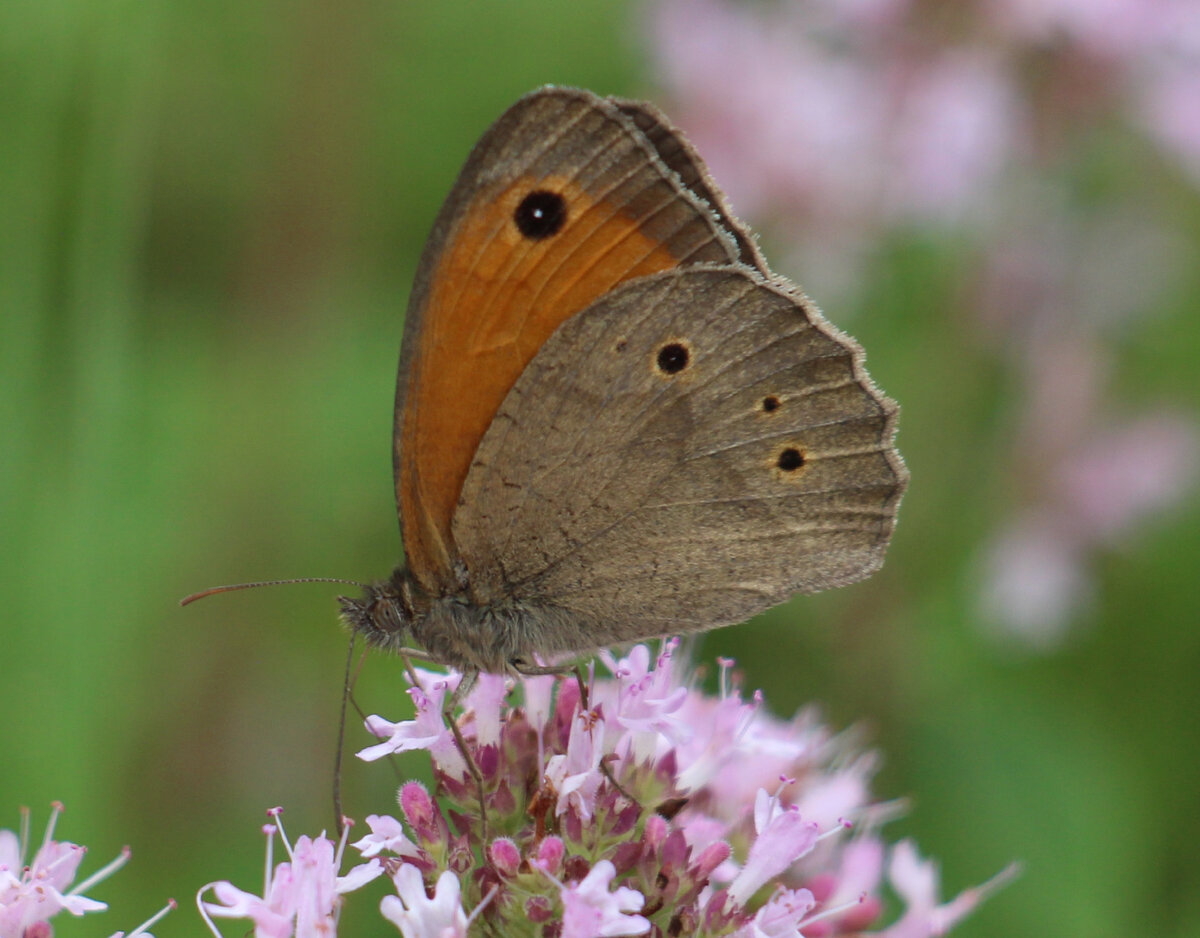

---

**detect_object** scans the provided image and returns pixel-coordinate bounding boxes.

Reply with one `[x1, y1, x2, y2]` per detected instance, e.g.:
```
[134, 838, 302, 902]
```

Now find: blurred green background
[3, 1, 1198, 936]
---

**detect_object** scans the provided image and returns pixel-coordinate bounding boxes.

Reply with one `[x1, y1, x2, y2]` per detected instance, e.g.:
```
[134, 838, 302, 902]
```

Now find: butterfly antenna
[179, 577, 367, 606]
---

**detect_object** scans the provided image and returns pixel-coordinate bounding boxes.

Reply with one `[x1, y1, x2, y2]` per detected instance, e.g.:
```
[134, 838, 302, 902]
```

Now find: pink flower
[380, 866, 468, 938]
[672, 674, 769, 796]
[601, 641, 690, 765]
[544, 707, 606, 820]
[882, 51, 1018, 221]
[1057, 414, 1199, 544]
[727, 790, 820, 908]
[550, 860, 650, 938]
[463, 673, 510, 748]
[352, 815, 422, 862]
[792, 759, 875, 832]
[398, 782, 448, 848]
[358, 677, 467, 778]
[975, 329, 1198, 646]
[642, 0, 1200, 347]
[879, 841, 1020, 938]
[488, 838, 521, 878]
[674, 674, 820, 810]
[821, 836, 885, 919]
[200, 809, 382, 938]
[977, 515, 1094, 648]
[991, 0, 1196, 59]
[1141, 58, 1200, 184]
[731, 887, 816, 938]
[0, 803, 127, 938]
[645, 0, 1028, 304]
[521, 673, 558, 736]
[534, 836, 565, 876]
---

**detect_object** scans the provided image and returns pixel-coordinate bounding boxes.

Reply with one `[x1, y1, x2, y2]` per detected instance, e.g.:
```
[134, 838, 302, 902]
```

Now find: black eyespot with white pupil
[656, 343, 690, 374]
[777, 448, 805, 471]
[514, 190, 567, 239]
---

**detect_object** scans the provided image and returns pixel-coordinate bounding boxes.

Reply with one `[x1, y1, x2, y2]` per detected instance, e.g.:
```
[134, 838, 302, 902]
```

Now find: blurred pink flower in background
[973, 210, 1197, 644]
[0, 804, 113, 937]
[978, 368, 1197, 648]
[647, 0, 1200, 251]
[644, 0, 1199, 647]
[0, 803, 172, 938]
[646, 0, 1023, 295]
[199, 808, 382, 938]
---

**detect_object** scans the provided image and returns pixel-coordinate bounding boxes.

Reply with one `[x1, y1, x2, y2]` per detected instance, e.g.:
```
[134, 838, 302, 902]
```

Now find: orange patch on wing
[398, 174, 685, 592]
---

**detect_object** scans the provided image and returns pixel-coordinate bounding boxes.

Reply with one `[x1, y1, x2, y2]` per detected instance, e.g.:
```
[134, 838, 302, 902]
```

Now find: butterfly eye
[777, 447, 805, 472]
[514, 190, 567, 239]
[761, 395, 781, 413]
[655, 342, 690, 375]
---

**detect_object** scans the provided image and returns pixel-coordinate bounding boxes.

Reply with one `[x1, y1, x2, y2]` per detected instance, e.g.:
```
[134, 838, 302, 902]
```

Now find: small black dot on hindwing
[761, 395, 781, 413]
[513, 190, 567, 239]
[777, 447, 805, 472]
[656, 342, 690, 375]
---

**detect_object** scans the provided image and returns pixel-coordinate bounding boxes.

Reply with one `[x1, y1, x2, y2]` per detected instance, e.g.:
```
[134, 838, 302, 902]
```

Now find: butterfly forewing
[612, 98, 767, 271]
[394, 87, 745, 594]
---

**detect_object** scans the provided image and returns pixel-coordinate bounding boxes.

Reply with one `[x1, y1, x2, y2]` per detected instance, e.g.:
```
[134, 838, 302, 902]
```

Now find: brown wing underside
[454, 268, 908, 649]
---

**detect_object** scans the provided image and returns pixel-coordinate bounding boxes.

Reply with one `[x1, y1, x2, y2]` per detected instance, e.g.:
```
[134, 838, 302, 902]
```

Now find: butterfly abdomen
[409, 593, 588, 674]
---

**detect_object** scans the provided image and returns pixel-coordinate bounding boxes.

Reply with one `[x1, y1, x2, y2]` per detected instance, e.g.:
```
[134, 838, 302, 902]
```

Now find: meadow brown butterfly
[337, 86, 908, 676]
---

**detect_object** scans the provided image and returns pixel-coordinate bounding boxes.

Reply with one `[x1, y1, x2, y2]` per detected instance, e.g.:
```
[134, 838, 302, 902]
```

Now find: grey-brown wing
[453, 267, 908, 646]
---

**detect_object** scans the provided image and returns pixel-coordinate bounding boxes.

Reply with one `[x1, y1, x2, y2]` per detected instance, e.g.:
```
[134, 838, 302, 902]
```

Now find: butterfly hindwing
[454, 267, 908, 649]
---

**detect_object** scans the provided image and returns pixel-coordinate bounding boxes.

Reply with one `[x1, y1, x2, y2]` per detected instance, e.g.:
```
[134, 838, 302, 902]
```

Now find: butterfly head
[337, 569, 424, 654]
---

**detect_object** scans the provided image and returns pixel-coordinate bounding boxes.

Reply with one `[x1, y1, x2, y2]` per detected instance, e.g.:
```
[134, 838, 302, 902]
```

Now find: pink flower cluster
[647, 0, 1200, 285]
[0, 802, 172, 938]
[204, 643, 1014, 937]
[645, 0, 1199, 645]
[976, 343, 1198, 647]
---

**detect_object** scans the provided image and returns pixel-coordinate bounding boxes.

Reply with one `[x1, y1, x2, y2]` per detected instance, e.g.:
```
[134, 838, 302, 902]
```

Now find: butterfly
[336, 86, 908, 677]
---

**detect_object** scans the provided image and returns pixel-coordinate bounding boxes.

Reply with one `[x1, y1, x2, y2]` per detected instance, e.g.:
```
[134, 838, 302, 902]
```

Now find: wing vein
[687, 410, 887, 460]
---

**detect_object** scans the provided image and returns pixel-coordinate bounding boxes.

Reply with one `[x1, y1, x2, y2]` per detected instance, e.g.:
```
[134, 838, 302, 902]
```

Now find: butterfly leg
[391, 645, 440, 663]
[507, 657, 576, 677]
